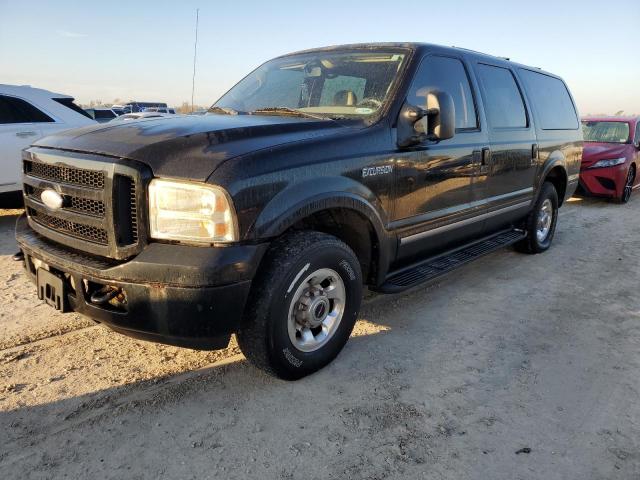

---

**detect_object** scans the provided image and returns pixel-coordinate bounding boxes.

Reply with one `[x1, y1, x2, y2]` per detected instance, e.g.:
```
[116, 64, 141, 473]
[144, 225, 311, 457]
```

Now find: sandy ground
[1, 196, 639, 480]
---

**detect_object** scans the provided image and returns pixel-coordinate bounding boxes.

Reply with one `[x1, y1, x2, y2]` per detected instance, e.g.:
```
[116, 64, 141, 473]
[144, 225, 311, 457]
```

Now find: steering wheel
[357, 98, 383, 109]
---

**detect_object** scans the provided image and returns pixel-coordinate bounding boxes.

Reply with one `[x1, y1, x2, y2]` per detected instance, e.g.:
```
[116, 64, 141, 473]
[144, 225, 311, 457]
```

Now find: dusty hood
[33, 114, 345, 181]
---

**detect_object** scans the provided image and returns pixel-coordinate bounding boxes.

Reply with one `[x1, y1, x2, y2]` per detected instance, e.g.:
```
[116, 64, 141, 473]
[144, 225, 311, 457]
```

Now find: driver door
[392, 55, 489, 262]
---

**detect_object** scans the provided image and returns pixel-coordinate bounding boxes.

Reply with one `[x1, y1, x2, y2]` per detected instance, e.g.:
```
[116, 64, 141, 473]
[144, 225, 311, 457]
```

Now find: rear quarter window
[519, 70, 578, 130]
[0, 95, 54, 124]
[53, 98, 93, 119]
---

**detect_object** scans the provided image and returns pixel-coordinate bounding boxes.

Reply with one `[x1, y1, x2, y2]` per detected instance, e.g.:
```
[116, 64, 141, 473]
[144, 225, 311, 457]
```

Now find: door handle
[480, 147, 491, 174]
[481, 147, 491, 165]
[16, 131, 38, 138]
[531, 144, 539, 167]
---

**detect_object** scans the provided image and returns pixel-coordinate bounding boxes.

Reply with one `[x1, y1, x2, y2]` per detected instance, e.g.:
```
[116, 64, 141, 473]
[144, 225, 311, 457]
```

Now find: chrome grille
[24, 160, 105, 188]
[26, 186, 106, 217]
[27, 207, 108, 244]
[22, 149, 148, 260]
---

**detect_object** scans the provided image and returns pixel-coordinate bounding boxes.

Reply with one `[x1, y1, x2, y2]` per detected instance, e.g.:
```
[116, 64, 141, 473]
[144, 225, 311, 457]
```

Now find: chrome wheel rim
[287, 268, 346, 353]
[623, 168, 634, 202]
[536, 199, 553, 243]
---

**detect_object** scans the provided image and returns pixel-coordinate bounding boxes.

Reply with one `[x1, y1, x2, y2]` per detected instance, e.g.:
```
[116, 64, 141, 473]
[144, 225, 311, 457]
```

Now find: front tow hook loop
[90, 287, 121, 305]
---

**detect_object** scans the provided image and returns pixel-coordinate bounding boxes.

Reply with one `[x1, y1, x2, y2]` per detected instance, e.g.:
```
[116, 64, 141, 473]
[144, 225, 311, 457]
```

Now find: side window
[476, 64, 527, 129]
[53, 97, 93, 119]
[0, 95, 54, 124]
[408, 56, 477, 129]
[320, 75, 366, 106]
[518, 70, 578, 129]
[636, 123, 640, 143]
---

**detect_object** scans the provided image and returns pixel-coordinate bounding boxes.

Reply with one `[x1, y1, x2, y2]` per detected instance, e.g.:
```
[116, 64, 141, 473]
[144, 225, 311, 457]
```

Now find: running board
[377, 229, 526, 293]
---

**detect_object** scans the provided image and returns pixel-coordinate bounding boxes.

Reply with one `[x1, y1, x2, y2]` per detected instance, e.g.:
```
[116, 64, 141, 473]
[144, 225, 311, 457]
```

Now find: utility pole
[191, 8, 199, 113]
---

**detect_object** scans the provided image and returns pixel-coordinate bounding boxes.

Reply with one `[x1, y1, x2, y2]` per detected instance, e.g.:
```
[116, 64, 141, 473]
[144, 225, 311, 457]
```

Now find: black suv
[16, 43, 582, 379]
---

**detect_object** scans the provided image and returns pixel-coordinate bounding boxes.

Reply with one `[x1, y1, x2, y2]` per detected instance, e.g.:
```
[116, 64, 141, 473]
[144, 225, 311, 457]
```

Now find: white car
[108, 112, 173, 122]
[0, 85, 96, 194]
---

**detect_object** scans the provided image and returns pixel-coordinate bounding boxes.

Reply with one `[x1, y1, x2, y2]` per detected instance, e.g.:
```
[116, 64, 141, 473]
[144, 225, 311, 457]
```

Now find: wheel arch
[539, 158, 569, 206]
[250, 178, 393, 285]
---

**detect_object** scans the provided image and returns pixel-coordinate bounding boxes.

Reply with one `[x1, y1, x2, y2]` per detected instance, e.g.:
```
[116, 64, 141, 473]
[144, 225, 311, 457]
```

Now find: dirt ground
[1, 196, 639, 480]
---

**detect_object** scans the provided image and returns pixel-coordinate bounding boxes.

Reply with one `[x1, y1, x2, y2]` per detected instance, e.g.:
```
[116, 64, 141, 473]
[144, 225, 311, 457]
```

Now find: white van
[0, 85, 96, 194]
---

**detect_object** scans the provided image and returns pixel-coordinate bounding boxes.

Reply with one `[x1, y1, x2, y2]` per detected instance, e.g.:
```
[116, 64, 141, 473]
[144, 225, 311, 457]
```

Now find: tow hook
[90, 286, 122, 305]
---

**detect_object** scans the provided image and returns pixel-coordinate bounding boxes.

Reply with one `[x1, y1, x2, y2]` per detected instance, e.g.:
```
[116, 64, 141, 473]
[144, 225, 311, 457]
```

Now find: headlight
[148, 179, 238, 244]
[589, 157, 626, 169]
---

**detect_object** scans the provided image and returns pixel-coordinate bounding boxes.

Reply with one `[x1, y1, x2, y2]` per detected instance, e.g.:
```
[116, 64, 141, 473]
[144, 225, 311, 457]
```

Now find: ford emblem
[40, 189, 64, 210]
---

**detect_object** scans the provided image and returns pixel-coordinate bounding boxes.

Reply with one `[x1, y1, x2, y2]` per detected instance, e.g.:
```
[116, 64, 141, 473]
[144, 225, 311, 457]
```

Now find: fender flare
[250, 177, 394, 283]
[536, 152, 569, 203]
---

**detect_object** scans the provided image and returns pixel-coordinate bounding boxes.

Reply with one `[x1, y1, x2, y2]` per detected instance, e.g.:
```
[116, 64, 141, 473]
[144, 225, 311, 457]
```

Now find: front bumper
[579, 163, 627, 198]
[16, 214, 268, 350]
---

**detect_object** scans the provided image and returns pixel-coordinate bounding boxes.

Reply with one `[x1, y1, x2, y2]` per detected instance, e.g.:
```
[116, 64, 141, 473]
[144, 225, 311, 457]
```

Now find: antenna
[191, 8, 199, 113]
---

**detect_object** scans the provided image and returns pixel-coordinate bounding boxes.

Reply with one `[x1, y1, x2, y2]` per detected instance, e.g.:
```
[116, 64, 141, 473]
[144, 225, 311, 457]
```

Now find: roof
[582, 116, 639, 123]
[277, 42, 553, 78]
[0, 84, 72, 99]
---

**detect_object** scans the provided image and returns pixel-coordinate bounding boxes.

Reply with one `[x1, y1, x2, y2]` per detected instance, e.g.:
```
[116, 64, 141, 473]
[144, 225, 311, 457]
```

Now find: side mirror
[426, 90, 455, 142]
[397, 90, 455, 148]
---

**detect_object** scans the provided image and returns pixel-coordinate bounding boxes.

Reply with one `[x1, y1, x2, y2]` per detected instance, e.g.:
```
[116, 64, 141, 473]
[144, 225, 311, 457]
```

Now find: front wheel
[516, 181, 559, 254]
[619, 165, 635, 204]
[237, 231, 363, 380]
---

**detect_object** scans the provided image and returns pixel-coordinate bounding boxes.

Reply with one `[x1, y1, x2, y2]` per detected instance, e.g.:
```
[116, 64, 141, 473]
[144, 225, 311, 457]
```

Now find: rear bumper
[16, 214, 268, 349]
[579, 164, 627, 198]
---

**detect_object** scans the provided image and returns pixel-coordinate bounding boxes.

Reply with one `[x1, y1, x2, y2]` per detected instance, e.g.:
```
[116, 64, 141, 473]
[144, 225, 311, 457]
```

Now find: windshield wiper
[208, 106, 241, 115]
[250, 107, 330, 121]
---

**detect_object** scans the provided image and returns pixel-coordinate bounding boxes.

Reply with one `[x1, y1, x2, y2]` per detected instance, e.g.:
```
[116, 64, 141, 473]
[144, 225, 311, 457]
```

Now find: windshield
[212, 50, 408, 120]
[582, 121, 630, 143]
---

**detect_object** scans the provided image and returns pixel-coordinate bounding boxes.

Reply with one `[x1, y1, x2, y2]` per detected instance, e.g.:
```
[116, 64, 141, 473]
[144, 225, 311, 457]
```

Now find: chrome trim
[400, 200, 531, 245]
[389, 187, 533, 231]
[22, 147, 149, 260]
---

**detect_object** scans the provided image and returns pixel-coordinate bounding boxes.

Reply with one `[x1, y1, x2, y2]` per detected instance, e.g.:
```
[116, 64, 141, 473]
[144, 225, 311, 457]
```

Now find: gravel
[1, 196, 639, 479]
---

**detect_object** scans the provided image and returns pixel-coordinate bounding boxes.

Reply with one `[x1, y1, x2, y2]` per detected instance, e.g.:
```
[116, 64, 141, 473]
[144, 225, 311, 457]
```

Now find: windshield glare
[582, 121, 630, 144]
[212, 51, 407, 119]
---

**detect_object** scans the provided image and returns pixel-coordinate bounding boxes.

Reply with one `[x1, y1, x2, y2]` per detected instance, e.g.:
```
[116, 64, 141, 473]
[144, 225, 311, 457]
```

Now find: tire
[516, 181, 559, 254]
[237, 231, 363, 380]
[619, 165, 635, 204]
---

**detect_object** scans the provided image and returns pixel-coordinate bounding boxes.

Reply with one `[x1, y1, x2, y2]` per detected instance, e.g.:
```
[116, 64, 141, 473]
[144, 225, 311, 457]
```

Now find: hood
[33, 114, 346, 181]
[581, 142, 632, 169]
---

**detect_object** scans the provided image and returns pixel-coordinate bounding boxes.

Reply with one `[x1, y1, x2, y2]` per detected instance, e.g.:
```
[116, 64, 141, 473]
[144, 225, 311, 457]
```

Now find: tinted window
[635, 122, 640, 143]
[0, 95, 54, 124]
[94, 110, 116, 119]
[53, 98, 93, 119]
[519, 70, 578, 129]
[408, 56, 477, 129]
[476, 64, 527, 128]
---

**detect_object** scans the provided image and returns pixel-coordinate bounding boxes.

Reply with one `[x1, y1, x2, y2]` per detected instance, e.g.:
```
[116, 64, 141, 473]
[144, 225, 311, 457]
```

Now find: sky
[1, 0, 638, 115]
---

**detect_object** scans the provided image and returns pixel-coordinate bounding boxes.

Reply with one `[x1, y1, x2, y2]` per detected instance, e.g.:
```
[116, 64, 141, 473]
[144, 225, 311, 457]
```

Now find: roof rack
[451, 46, 511, 62]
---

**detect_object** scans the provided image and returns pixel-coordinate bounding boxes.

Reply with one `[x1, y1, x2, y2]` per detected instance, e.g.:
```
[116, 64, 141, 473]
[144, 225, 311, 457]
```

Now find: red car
[580, 116, 640, 203]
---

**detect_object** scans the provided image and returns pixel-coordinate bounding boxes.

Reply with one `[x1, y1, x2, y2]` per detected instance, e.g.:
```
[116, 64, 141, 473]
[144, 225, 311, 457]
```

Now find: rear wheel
[619, 165, 635, 204]
[237, 231, 362, 380]
[516, 181, 559, 254]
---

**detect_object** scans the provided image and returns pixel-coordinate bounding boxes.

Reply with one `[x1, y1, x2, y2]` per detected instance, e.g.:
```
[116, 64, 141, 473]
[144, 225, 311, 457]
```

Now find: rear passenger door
[473, 63, 537, 232]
